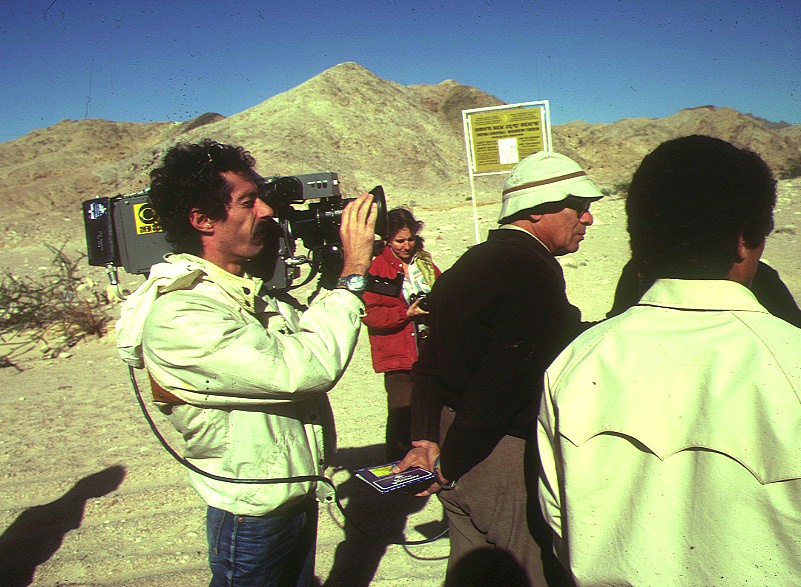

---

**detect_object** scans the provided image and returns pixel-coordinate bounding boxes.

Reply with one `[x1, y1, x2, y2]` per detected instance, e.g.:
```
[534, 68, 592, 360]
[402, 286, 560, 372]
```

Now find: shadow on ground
[0, 465, 126, 587]
[322, 445, 447, 587]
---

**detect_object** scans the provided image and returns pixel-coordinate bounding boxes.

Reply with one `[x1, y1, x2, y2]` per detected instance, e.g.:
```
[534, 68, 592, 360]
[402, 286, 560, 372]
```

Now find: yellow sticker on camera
[133, 202, 163, 235]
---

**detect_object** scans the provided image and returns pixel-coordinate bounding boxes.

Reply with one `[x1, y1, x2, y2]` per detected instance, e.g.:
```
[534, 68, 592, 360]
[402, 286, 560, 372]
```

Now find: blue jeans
[206, 499, 318, 587]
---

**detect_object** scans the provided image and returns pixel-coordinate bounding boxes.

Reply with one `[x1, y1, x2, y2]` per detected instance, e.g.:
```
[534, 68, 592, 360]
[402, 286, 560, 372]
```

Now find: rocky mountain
[0, 61, 798, 247]
[554, 105, 801, 186]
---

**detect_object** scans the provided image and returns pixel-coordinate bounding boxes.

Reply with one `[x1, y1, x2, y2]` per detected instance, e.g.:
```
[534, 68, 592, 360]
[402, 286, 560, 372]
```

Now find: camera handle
[103, 263, 126, 300]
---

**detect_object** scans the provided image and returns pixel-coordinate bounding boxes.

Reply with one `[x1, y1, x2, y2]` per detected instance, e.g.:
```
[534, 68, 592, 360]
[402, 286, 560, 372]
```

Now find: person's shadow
[0, 465, 126, 587]
[445, 548, 529, 587]
[322, 445, 446, 587]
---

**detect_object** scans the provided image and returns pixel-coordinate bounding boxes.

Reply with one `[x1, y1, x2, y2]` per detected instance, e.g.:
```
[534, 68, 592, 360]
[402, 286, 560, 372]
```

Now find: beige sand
[1, 185, 799, 585]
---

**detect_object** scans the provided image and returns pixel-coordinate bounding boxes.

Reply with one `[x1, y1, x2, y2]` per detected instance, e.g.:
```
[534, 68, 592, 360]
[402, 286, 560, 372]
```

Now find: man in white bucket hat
[393, 150, 603, 585]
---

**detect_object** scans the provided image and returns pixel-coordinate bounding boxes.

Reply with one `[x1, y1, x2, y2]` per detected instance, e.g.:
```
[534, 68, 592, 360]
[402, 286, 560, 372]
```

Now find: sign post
[462, 101, 551, 242]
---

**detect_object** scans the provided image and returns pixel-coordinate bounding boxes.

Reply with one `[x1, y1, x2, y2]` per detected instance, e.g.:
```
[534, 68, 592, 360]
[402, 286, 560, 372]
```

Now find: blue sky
[1, 0, 798, 142]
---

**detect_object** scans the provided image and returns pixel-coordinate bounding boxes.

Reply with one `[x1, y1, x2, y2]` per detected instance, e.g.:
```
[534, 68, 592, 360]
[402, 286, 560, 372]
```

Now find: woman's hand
[406, 297, 430, 319]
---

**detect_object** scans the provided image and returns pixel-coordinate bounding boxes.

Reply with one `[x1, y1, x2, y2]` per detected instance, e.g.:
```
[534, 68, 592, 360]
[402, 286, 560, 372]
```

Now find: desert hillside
[0, 61, 798, 249]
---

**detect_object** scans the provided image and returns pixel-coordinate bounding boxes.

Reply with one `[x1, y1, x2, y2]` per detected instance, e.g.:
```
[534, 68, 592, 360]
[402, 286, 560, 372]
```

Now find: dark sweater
[411, 228, 586, 482]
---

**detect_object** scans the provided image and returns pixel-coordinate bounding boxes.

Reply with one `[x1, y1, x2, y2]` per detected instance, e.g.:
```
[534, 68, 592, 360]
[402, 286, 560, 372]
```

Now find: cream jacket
[116, 253, 365, 516]
[538, 278, 801, 585]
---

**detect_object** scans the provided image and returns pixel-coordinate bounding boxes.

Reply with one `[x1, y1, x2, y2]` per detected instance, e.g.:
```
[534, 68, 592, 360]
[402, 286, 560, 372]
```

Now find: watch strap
[433, 455, 456, 490]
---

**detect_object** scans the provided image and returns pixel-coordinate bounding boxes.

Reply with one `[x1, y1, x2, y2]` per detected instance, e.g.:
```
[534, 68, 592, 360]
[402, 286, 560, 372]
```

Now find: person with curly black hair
[117, 139, 377, 587]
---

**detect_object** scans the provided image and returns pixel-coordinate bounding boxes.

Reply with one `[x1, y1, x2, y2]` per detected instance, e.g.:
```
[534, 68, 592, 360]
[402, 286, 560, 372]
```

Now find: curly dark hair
[626, 135, 776, 279]
[148, 139, 256, 254]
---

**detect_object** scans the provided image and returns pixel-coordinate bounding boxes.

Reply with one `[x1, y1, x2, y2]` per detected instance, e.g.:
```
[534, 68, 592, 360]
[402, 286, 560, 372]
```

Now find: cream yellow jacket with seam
[116, 253, 365, 516]
[538, 278, 801, 585]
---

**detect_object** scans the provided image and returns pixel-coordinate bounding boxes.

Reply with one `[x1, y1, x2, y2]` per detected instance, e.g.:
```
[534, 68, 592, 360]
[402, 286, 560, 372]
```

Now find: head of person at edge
[497, 151, 600, 254]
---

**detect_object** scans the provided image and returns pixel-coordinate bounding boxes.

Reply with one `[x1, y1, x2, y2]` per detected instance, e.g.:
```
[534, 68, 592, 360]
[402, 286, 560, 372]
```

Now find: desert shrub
[779, 157, 801, 180]
[612, 181, 631, 196]
[0, 245, 112, 367]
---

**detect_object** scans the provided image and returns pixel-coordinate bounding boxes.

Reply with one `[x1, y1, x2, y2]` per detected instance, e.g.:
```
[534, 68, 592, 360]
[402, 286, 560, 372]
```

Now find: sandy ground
[1, 183, 799, 586]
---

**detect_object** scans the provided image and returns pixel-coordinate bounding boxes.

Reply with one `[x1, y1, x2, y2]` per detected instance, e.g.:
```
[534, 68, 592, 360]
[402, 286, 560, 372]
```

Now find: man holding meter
[393, 151, 603, 585]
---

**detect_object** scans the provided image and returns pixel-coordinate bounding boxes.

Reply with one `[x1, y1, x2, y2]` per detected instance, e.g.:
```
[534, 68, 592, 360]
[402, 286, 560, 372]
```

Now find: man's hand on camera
[339, 192, 377, 277]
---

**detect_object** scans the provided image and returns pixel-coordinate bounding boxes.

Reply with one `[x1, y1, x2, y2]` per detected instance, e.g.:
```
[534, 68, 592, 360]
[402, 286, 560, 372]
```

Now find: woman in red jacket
[363, 208, 441, 461]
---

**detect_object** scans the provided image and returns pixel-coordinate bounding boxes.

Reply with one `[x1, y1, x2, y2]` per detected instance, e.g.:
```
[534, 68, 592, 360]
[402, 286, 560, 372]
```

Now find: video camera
[81, 171, 387, 292]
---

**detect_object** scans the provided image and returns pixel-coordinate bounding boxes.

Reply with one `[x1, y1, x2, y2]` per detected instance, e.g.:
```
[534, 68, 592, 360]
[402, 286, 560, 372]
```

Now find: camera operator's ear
[189, 209, 215, 235]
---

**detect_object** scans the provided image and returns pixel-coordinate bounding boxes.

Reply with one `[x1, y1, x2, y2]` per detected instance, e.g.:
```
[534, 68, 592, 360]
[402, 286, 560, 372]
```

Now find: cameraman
[116, 140, 376, 587]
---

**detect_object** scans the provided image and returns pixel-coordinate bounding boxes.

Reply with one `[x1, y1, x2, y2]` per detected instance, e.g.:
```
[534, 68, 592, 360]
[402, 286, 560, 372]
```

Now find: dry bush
[0, 245, 112, 368]
[779, 156, 801, 180]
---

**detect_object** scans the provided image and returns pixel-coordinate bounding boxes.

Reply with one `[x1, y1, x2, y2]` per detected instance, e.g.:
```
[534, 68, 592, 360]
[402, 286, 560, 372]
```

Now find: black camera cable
[128, 366, 448, 547]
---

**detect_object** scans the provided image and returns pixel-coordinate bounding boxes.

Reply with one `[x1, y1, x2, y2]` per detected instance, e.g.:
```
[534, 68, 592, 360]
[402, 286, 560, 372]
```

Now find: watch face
[348, 275, 366, 289]
[338, 274, 366, 292]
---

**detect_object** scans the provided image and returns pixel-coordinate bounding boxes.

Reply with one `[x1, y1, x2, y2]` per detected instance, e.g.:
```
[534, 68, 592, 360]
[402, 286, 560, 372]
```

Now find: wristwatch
[433, 455, 456, 491]
[336, 274, 367, 294]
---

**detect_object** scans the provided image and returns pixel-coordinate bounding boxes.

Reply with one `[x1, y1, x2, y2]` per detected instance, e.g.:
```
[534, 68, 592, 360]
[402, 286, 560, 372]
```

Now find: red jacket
[363, 246, 440, 373]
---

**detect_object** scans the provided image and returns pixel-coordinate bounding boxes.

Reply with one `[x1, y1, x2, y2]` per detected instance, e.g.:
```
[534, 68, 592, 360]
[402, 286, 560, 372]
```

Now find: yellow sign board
[468, 108, 545, 173]
[133, 202, 163, 235]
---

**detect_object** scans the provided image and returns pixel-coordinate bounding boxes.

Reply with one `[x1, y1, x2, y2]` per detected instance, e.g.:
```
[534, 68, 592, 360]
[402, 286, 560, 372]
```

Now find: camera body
[81, 171, 386, 292]
[259, 172, 347, 251]
[408, 292, 429, 312]
[257, 172, 387, 274]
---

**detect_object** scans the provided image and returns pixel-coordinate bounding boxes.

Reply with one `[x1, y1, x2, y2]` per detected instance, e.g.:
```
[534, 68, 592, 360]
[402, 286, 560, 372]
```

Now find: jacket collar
[116, 253, 266, 368]
[495, 224, 553, 254]
[640, 278, 769, 313]
[176, 253, 264, 314]
[380, 244, 405, 271]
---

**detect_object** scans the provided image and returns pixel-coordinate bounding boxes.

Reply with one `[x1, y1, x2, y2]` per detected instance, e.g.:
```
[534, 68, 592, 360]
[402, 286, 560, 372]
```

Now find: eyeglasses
[564, 198, 592, 217]
[206, 141, 226, 165]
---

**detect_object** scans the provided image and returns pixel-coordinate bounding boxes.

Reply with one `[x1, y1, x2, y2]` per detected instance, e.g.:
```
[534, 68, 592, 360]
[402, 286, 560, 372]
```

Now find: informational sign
[461, 101, 552, 243]
[465, 105, 549, 173]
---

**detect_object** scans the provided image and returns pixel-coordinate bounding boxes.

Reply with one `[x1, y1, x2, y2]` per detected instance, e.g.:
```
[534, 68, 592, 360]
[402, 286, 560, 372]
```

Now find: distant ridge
[555, 106, 801, 184]
[177, 112, 226, 133]
[0, 62, 798, 247]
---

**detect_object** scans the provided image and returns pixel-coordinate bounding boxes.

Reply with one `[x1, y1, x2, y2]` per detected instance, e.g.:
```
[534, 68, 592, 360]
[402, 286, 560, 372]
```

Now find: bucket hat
[499, 151, 604, 222]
